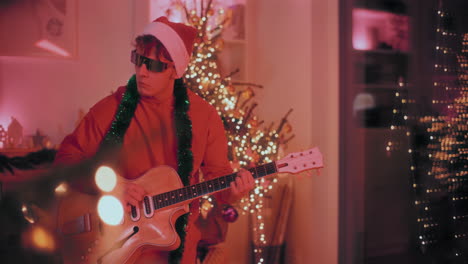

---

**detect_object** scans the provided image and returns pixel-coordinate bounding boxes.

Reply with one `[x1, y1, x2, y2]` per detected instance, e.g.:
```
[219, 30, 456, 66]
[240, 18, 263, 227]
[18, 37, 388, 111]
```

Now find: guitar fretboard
[151, 162, 277, 210]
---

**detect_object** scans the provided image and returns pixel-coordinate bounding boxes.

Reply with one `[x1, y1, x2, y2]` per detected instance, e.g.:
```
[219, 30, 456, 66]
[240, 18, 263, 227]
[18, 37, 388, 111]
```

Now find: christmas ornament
[242, 87, 254, 99]
[221, 205, 238, 223]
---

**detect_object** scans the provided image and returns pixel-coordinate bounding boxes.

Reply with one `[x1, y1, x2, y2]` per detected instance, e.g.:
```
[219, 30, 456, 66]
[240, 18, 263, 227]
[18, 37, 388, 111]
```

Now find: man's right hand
[120, 182, 147, 212]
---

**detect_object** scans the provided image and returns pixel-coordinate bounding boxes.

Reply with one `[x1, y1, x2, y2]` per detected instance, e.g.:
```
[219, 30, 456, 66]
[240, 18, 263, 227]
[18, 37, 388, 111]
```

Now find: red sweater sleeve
[54, 113, 105, 166]
[53, 90, 121, 192]
[54, 89, 122, 166]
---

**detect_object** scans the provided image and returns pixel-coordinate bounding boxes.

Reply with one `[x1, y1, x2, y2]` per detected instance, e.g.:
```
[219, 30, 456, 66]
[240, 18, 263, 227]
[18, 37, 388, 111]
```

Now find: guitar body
[57, 166, 189, 264]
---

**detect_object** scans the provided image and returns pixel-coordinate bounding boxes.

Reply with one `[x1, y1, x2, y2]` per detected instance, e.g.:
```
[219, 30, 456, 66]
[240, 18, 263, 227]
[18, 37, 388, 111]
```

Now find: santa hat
[141, 16, 197, 78]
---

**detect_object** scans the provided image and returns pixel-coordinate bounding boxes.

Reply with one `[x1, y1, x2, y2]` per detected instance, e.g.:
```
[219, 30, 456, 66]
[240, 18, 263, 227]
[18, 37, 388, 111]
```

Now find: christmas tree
[164, 1, 294, 263]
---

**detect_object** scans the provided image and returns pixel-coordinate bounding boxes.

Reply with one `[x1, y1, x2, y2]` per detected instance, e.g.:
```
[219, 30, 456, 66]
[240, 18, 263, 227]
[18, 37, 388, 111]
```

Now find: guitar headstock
[275, 147, 323, 174]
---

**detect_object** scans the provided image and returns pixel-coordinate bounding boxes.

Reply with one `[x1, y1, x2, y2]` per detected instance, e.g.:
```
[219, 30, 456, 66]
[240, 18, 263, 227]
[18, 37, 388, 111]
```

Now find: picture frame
[0, 0, 78, 58]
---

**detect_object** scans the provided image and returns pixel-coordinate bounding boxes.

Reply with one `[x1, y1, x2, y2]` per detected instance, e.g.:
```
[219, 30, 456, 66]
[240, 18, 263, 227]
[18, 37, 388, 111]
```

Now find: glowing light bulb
[21, 204, 36, 224]
[95, 166, 117, 192]
[97, 195, 124, 226]
[55, 182, 68, 194]
[30, 226, 55, 252]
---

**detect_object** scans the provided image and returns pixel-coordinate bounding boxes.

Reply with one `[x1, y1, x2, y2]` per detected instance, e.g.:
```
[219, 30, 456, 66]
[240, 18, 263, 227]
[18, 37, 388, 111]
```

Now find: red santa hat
[141, 16, 197, 78]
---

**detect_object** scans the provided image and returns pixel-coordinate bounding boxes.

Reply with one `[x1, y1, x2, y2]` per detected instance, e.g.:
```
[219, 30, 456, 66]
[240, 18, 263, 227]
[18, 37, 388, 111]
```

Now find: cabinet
[346, 0, 415, 262]
[352, 1, 409, 128]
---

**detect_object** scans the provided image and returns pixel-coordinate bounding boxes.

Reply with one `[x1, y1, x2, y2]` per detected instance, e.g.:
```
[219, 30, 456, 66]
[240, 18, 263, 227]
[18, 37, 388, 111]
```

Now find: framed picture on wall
[0, 0, 78, 58]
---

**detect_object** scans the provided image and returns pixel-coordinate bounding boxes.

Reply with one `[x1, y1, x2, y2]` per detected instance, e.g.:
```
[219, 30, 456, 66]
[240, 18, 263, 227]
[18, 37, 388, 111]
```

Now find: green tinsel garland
[102, 75, 193, 264]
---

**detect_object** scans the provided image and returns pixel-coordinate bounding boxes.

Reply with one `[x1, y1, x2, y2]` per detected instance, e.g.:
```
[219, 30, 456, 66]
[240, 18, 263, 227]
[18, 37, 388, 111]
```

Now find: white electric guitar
[57, 147, 323, 263]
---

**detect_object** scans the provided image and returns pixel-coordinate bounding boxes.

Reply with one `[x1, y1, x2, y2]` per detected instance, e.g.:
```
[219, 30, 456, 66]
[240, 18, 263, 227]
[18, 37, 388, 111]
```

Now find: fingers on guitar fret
[230, 181, 239, 195]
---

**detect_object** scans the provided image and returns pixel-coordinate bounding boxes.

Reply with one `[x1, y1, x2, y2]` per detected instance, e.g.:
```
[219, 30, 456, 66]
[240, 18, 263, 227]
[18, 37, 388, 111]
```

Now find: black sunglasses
[130, 50, 168, 72]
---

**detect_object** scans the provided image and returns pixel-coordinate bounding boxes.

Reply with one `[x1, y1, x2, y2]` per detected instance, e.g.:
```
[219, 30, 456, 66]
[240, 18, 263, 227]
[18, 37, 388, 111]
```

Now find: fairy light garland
[382, 1, 468, 259]
[410, 4, 454, 252]
[405, 3, 468, 259]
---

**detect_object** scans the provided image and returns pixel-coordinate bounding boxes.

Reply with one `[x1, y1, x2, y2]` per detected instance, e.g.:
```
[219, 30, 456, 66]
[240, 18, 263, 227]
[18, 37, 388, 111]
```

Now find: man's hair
[134, 35, 173, 62]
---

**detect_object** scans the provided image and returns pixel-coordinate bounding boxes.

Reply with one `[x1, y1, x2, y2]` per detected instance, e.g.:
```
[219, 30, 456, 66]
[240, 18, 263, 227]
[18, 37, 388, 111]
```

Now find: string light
[407, 6, 468, 256]
[166, 2, 295, 262]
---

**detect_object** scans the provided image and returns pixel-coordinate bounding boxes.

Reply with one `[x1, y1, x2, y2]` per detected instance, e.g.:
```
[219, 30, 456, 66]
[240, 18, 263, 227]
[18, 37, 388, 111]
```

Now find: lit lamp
[94, 166, 124, 226]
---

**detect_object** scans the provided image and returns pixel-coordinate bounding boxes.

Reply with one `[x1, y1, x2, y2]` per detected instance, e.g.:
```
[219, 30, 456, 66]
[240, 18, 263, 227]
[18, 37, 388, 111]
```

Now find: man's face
[134, 46, 176, 98]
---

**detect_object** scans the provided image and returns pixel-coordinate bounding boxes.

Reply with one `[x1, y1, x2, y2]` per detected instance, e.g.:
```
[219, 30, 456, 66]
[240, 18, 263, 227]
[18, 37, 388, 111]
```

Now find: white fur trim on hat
[142, 22, 190, 78]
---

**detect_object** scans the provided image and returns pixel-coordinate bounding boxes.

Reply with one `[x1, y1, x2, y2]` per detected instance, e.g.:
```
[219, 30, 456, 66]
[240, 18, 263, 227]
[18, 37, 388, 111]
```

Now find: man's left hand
[228, 168, 255, 203]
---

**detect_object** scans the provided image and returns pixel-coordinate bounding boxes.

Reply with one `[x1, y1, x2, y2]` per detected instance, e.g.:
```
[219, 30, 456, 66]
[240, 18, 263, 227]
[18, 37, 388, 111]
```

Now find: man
[54, 17, 254, 263]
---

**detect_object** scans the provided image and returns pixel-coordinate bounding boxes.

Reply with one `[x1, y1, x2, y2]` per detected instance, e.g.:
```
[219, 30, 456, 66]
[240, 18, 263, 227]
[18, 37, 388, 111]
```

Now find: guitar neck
[151, 162, 277, 209]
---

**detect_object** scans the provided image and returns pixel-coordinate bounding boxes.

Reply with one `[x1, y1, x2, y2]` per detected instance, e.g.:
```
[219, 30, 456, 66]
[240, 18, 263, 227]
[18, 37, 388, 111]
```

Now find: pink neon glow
[168, 12, 184, 23]
[149, 0, 246, 23]
[0, 103, 12, 130]
[352, 8, 409, 51]
[35, 39, 71, 57]
[0, 116, 9, 130]
[0, 113, 17, 134]
[353, 32, 374, 50]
